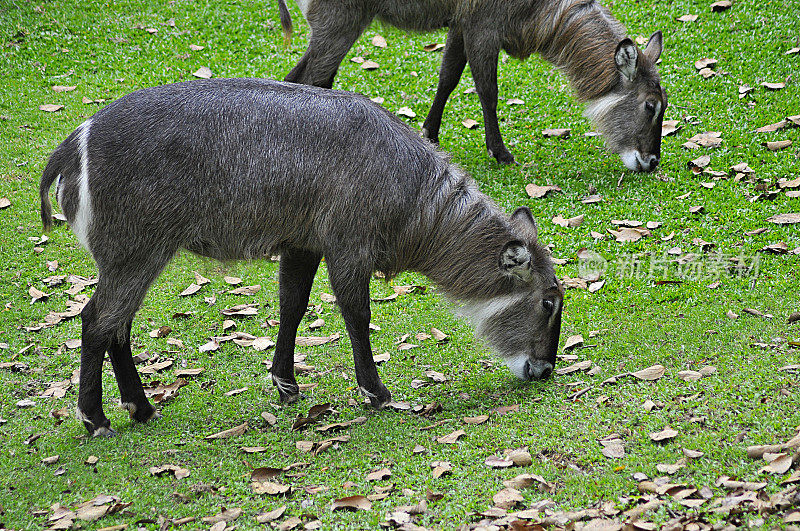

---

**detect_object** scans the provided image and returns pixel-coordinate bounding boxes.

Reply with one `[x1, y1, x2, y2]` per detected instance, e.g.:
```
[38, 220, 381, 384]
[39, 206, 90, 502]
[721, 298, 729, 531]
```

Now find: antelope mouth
[620, 151, 659, 173]
[504, 354, 554, 381]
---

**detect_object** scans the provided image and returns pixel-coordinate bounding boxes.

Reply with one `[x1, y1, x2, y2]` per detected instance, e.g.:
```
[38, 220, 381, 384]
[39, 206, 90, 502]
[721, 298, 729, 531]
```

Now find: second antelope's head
[460, 207, 564, 382]
[585, 31, 666, 172]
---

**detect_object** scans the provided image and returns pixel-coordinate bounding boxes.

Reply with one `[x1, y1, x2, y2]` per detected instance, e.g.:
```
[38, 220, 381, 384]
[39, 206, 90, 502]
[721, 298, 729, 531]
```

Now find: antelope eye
[542, 299, 554, 314]
[645, 101, 656, 114]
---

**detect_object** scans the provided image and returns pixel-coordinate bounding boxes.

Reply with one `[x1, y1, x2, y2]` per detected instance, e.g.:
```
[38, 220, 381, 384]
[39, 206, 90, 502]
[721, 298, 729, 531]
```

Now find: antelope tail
[277, 0, 293, 46]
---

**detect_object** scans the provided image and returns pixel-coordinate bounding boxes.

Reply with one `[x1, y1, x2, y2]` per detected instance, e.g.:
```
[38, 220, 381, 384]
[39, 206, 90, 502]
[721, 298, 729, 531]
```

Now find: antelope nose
[646, 155, 659, 171]
[525, 360, 554, 380]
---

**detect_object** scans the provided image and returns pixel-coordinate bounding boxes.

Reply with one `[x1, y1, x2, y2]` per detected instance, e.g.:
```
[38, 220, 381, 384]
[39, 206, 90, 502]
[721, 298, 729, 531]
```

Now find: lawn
[0, 0, 799, 529]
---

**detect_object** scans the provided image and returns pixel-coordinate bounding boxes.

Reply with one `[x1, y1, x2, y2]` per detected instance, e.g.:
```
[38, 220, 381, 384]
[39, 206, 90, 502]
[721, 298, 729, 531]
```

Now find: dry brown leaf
[295, 333, 340, 346]
[542, 128, 570, 138]
[762, 81, 786, 90]
[397, 107, 416, 118]
[437, 429, 466, 444]
[608, 227, 647, 243]
[601, 441, 625, 459]
[764, 140, 792, 151]
[361, 60, 379, 70]
[493, 487, 524, 509]
[180, 283, 202, 296]
[251, 479, 290, 495]
[331, 495, 371, 511]
[202, 508, 242, 524]
[371, 34, 387, 48]
[710, 0, 731, 11]
[205, 422, 248, 440]
[256, 505, 287, 523]
[485, 455, 514, 468]
[431, 327, 448, 342]
[430, 460, 452, 478]
[462, 118, 479, 129]
[39, 104, 64, 112]
[650, 426, 679, 442]
[150, 464, 190, 479]
[464, 415, 489, 425]
[373, 352, 390, 364]
[760, 452, 794, 474]
[661, 119, 682, 136]
[689, 154, 711, 170]
[677, 370, 703, 382]
[552, 214, 584, 228]
[557, 359, 592, 375]
[698, 67, 716, 78]
[694, 58, 718, 70]
[767, 213, 800, 225]
[525, 183, 562, 198]
[760, 242, 789, 254]
[0, 197, 10, 209]
[755, 120, 789, 133]
[192, 66, 212, 79]
[422, 43, 445, 52]
[227, 284, 260, 295]
[731, 162, 755, 173]
[631, 365, 666, 381]
[677, 14, 698, 21]
[563, 334, 584, 350]
[508, 449, 533, 466]
[221, 303, 259, 316]
[366, 467, 392, 481]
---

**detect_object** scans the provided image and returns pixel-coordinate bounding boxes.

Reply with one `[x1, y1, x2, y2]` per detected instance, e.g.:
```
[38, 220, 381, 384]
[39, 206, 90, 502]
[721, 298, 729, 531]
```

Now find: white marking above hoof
[92, 426, 116, 438]
[120, 401, 137, 418]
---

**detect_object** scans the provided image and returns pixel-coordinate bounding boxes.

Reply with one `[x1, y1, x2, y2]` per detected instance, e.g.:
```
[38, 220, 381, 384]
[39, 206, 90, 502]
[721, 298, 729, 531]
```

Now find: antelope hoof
[492, 150, 516, 165]
[122, 401, 159, 423]
[360, 386, 392, 409]
[279, 391, 305, 404]
[92, 425, 117, 438]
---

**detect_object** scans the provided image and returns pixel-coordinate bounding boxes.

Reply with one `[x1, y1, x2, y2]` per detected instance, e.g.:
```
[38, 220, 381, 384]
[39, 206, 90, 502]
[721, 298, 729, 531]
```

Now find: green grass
[1, 0, 799, 529]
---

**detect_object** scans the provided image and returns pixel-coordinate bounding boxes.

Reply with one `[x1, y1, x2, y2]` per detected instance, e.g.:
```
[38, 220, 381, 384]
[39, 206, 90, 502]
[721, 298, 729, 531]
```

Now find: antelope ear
[614, 38, 638, 81]
[644, 30, 663, 63]
[510, 206, 538, 242]
[500, 240, 533, 281]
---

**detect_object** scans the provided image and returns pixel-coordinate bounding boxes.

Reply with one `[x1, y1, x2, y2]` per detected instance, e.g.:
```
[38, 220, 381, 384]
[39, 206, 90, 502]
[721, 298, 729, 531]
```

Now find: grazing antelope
[278, 0, 666, 171]
[40, 78, 563, 436]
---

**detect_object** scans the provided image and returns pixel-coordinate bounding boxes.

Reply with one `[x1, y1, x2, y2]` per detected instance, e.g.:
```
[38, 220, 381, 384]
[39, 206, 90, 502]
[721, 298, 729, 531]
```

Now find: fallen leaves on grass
[331, 495, 371, 511]
[436, 429, 466, 444]
[149, 464, 190, 479]
[525, 183, 562, 198]
[192, 66, 212, 79]
[552, 214, 584, 228]
[542, 128, 570, 138]
[650, 426, 679, 442]
[205, 422, 248, 440]
[295, 333, 340, 346]
[599, 434, 625, 458]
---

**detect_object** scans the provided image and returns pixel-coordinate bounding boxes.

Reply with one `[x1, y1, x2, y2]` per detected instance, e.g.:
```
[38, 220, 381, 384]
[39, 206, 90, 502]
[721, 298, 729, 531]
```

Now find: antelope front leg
[327, 265, 391, 408]
[464, 38, 515, 164]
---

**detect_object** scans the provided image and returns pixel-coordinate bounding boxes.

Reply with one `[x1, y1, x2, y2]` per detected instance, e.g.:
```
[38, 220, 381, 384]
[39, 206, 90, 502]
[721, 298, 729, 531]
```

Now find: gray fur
[39, 78, 563, 435]
[278, 0, 666, 170]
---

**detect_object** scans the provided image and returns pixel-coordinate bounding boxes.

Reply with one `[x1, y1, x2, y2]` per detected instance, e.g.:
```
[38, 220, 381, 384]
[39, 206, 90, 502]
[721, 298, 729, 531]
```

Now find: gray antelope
[40, 78, 564, 437]
[278, 0, 667, 171]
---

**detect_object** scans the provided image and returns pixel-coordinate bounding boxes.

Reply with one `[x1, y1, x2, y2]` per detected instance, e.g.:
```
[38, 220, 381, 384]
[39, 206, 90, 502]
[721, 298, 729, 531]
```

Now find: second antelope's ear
[644, 30, 663, 63]
[500, 240, 533, 281]
[615, 38, 638, 81]
[510, 206, 538, 242]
